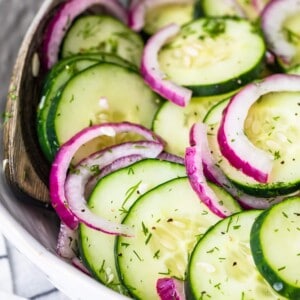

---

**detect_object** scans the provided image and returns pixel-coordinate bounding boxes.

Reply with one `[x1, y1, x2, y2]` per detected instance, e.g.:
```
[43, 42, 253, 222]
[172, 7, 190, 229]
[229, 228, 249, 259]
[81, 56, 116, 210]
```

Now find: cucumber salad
[36, 0, 300, 299]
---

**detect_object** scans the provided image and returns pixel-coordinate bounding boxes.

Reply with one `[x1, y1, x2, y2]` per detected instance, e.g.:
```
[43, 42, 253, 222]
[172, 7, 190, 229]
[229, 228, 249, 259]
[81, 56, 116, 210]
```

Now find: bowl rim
[0, 172, 129, 300]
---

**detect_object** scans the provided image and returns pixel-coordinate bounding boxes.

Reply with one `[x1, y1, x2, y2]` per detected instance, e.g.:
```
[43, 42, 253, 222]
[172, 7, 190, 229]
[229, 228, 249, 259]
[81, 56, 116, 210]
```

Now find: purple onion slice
[217, 74, 300, 183]
[49, 122, 163, 236]
[65, 141, 163, 235]
[141, 23, 192, 107]
[156, 278, 186, 300]
[261, 0, 300, 67]
[43, 0, 127, 69]
[185, 143, 232, 218]
[191, 123, 284, 209]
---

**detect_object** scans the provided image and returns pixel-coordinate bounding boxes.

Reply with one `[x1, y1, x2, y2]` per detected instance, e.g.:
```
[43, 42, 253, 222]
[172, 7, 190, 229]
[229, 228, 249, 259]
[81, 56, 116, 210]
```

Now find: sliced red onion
[185, 145, 232, 218]
[158, 152, 184, 164]
[86, 152, 183, 196]
[191, 123, 284, 209]
[49, 122, 163, 235]
[85, 154, 144, 196]
[56, 222, 78, 259]
[129, 0, 195, 32]
[217, 74, 300, 183]
[156, 278, 186, 300]
[64, 141, 163, 235]
[42, 0, 128, 69]
[128, 0, 146, 31]
[72, 257, 92, 276]
[141, 23, 192, 107]
[261, 0, 300, 66]
[85, 154, 144, 194]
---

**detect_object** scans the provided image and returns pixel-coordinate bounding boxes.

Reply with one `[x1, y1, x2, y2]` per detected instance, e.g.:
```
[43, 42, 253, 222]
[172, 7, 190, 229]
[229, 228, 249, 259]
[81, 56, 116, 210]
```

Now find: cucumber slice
[251, 197, 300, 299]
[152, 93, 234, 157]
[79, 159, 186, 294]
[204, 91, 300, 197]
[188, 210, 286, 300]
[38, 58, 99, 161]
[37, 53, 134, 161]
[144, 3, 197, 35]
[47, 63, 162, 162]
[202, 0, 270, 20]
[116, 177, 221, 299]
[203, 97, 230, 124]
[158, 17, 266, 96]
[61, 15, 144, 67]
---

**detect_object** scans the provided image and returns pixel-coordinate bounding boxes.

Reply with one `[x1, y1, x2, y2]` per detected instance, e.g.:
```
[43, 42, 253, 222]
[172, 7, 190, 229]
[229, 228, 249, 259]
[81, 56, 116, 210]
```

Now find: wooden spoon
[3, 0, 63, 205]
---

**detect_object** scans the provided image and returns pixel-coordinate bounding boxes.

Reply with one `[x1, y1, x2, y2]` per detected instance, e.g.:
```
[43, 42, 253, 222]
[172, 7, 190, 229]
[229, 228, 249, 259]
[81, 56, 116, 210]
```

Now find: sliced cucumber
[79, 159, 186, 294]
[204, 91, 300, 197]
[158, 17, 266, 96]
[152, 93, 235, 157]
[61, 15, 144, 67]
[188, 210, 287, 300]
[37, 53, 134, 161]
[46, 63, 162, 162]
[251, 197, 300, 299]
[203, 97, 230, 124]
[144, 2, 198, 35]
[116, 177, 221, 300]
[202, 0, 270, 20]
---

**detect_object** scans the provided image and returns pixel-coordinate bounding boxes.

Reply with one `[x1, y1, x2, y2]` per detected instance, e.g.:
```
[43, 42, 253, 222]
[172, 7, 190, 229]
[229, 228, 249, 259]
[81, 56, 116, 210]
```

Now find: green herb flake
[202, 19, 226, 37]
[207, 246, 219, 254]
[274, 150, 281, 160]
[133, 250, 143, 261]
[142, 222, 149, 236]
[214, 283, 221, 290]
[89, 165, 100, 176]
[145, 233, 152, 245]
[158, 269, 171, 276]
[128, 167, 135, 175]
[153, 250, 161, 259]
[121, 242, 130, 248]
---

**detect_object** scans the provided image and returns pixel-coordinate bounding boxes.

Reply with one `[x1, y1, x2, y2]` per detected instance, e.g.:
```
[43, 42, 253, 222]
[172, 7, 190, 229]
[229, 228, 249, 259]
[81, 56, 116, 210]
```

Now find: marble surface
[0, 1, 67, 299]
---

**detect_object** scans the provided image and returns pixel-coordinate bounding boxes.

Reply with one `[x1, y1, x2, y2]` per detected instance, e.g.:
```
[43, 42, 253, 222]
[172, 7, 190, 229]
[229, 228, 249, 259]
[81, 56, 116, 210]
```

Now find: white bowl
[0, 0, 128, 299]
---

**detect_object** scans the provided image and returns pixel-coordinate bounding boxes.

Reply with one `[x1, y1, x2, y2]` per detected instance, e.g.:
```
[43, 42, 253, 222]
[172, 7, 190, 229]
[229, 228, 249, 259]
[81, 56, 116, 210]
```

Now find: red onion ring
[128, 0, 146, 31]
[49, 122, 163, 236]
[85, 151, 183, 196]
[72, 257, 92, 276]
[217, 74, 300, 183]
[158, 152, 184, 164]
[42, 0, 128, 69]
[191, 123, 284, 209]
[156, 278, 186, 300]
[261, 0, 300, 66]
[141, 23, 192, 107]
[65, 141, 163, 235]
[85, 154, 145, 196]
[56, 222, 78, 259]
[185, 144, 232, 218]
